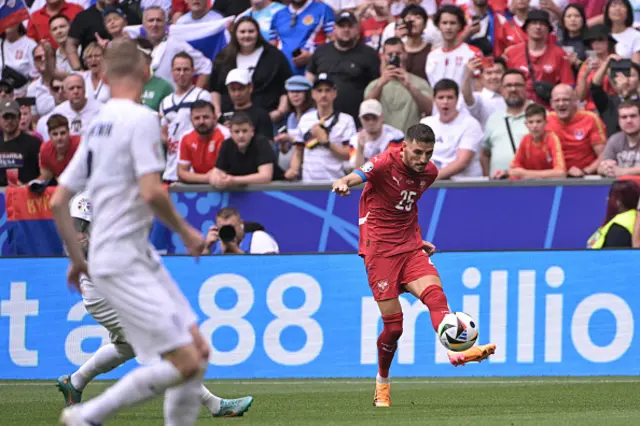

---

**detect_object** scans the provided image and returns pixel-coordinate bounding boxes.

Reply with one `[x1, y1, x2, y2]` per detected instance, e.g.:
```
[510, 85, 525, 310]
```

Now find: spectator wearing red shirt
[547, 84, 606, 177]
[504, 10, 574, 108]
[26, 0, 83, 47]
[359, 0, 391, 51]
[495, 103, 566, 179]
[178, 100, 230, 184]
[37, 114, 79, 181]
[570, 0, 608, 25]
[503, 0, 529, 46]
[459, 0, 509, 57]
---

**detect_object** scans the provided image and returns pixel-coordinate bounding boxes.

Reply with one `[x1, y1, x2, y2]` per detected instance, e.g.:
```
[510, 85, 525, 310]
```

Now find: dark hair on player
[217, 206, 240, 219]
[502, 68, 527, 82]
[525, 103, 547, 119]
[433, 78, 459, 98]
[190, 100, 215, 114]
[618, 99, 640, 113]
[229, 111, 254, 128]
[604, 0, 634, 29]
[434, 5, 466, 29]
[405, 123, 435, 144]
[400, 4, 428, 22]
[46, 114, 70, 132]
[171, 51, 194, 68]
[49, 13, 70, 26]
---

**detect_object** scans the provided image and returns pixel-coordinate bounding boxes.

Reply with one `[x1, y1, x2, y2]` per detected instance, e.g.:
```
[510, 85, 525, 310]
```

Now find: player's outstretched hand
[332, 179, 350, 196]
[422, 240, 436, 256]
[181, 225, 206, 260]
[67, 261, 88, 294]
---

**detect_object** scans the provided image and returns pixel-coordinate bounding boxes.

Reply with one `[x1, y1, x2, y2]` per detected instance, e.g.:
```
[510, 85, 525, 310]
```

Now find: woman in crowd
[275, 76, 315, 179]
[559, 4, 588, 75]
[605, 0, 640, 63]
[576, 24, 618, 111]
[587, 179, 640, 248]
[209, 16, 292, 123]
[0, 24, 37, 97]
[80, 43, 110, 103]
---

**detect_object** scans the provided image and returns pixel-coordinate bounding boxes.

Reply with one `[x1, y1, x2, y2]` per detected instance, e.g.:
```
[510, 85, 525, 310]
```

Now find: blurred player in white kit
[50, 38, 246, 426]
[55, 192, 253, 419]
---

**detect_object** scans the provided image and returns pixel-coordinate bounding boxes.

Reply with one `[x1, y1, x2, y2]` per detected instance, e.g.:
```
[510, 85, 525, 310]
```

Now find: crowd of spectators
[2, 0, 640, 189]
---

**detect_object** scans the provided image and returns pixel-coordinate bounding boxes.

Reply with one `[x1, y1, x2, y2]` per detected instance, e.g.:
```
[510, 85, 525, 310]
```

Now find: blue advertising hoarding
[0, 183, 612, 255]
[0, 251, 637, 379]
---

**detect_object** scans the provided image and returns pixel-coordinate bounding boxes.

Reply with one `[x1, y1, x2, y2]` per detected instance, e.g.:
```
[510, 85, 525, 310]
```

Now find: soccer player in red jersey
[332, 123, 496, 408]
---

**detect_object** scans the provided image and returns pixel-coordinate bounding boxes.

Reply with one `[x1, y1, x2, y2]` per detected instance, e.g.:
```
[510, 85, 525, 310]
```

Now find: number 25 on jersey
[395, 190, 416, 211]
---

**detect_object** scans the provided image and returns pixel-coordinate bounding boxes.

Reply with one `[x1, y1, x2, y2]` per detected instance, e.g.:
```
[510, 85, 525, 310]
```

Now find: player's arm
[332, 171, 364, 196]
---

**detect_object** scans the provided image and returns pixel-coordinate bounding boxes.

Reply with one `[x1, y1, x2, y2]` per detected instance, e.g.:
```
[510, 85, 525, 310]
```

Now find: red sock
[420, 285, 450, 331]
[377, 312, 403, 379]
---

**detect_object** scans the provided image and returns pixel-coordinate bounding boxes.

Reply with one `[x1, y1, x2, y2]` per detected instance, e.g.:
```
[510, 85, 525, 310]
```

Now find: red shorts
[364, 249, 439, 301]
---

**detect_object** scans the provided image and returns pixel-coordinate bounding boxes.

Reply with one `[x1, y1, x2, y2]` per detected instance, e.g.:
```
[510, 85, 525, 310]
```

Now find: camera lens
[218, 225, 236, 243]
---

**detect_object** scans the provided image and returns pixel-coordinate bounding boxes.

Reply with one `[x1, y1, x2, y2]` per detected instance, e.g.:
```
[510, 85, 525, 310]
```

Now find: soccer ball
[437, 312, 478, 352]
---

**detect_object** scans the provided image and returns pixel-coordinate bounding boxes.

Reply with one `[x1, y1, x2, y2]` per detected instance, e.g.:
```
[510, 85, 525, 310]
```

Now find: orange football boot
[373, 381, 391, 407]
[448, 343, 497, 367]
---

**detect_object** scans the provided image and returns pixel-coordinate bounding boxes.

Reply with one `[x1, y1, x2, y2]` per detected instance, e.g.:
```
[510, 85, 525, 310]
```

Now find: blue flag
[0, 0, 29, 34]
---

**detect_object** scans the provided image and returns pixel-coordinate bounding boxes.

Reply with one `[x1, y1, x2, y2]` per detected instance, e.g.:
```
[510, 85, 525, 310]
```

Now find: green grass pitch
[0, 377, 638, 425]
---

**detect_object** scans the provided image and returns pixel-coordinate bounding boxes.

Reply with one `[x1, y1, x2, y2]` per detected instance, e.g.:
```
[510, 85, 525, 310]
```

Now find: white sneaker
[59, 406, 97, 426]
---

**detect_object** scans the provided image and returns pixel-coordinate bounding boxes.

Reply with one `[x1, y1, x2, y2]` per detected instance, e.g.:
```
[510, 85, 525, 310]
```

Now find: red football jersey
[356, 148, 438, 258]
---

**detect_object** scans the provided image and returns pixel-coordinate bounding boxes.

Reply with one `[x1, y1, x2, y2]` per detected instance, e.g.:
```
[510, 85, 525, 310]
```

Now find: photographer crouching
[202, 207, 279, 254]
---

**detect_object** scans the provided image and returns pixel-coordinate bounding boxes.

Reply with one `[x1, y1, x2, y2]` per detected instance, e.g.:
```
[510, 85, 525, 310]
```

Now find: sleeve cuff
[354, 169, 367, 182]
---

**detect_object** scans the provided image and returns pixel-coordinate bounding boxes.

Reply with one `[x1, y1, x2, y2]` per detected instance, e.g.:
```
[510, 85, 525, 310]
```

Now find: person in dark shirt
[306, 11, 380, 121]
[210, 112, 277, 188]
[0, 100, 42, 187]
[213, 0, 250, 17]
[220, 68, 273, 139]
[65, 0, 141, 70]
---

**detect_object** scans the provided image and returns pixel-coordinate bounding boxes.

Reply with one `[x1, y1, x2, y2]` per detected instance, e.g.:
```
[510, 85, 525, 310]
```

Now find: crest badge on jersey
[77, 197, 90, 214]
[574, 129, 585, 140]
[376, 281, 389, 293]
[406, 179, 414, 185]
[543, 64, 553, 73]
[209, 141, 215, 152]
[362, 161, 374, 172]
[420, 180, 426, 188]
[303, 15, 314, 26]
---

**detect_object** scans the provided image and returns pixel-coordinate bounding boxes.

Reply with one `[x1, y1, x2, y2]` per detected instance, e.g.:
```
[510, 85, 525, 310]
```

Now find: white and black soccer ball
[437, 312, 478, 352]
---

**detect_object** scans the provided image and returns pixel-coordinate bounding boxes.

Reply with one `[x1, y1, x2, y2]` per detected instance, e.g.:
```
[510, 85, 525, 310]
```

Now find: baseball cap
[336, 11, 357, 25]
[523, 9, 553, 32]
[103, 7, 127, 18]
[70, 192, 92, 223]
[225, 68, 252, 86]
[285, 75, 313, 92]
[0, 100, 20, 117]
[313, 73, 336, 89]
[359, 99, 383, 118]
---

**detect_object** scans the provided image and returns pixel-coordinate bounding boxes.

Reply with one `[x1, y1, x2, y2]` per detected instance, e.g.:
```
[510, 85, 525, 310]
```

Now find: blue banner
[0, 251, 638, 379]
[0, 184, 612, 255]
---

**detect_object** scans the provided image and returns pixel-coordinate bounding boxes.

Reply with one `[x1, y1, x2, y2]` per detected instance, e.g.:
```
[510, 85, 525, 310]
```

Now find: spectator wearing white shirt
[420, 78, 483, 180]
[426, 5, 482, 88]
[159, 52, 211, 183]
[37, 74, 100, 137]
[290, 73, 356, 182]
[48, 14, 74, 73]
[606, 0, 640, 64]
[33, 77, 66, 132]
[349, 99, 404, 169]
[461, 56, 507, 128]
[80, 43, 111, 103]
[27, 45, 56, 119]
[0, 25, 37, 97]
[176, 0, 224, 24]
[142, 6, 212, 88]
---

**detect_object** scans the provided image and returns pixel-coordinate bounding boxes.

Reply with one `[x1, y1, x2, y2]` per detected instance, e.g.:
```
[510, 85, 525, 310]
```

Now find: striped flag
[124, 18, 231, 63]
[0, 0, 29, 34]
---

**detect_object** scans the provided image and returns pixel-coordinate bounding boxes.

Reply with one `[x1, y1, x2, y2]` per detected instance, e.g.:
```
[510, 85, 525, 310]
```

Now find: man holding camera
[202, 207, 279, 254]
[591, 54, 640, 137]
[364, 37, 432, 134]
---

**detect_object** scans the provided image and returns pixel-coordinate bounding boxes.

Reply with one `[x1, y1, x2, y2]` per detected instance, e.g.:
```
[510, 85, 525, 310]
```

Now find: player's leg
[60, 271, 206, 426]
[403, 250, 496, 366]
[58, 297, 135, 406]
[365, 255, 404, 407]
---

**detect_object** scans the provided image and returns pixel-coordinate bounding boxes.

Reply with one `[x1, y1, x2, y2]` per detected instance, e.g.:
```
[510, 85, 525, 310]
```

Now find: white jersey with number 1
[58, 98, 197, 360]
